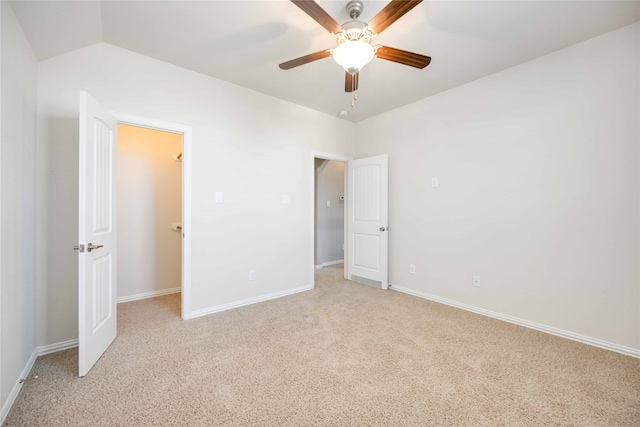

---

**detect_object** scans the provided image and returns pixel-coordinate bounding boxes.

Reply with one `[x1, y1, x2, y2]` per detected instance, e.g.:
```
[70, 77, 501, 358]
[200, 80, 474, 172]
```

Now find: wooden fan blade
[279, 49, 332, 70]
[368, 0, 423, 35]
[291, 0, 342, 34]
[376, 46, 431, 69]
[345, 72, 359, 92]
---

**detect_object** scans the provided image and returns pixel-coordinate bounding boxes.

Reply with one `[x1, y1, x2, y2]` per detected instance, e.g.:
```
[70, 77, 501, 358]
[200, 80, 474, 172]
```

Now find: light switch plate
[282, 195, 291, 204]
[431, 177, 438, 188]
[215, 192, 223, 203]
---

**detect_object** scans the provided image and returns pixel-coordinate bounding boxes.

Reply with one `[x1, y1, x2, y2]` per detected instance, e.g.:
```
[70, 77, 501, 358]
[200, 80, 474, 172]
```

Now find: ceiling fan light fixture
[332, 40, 374, 73]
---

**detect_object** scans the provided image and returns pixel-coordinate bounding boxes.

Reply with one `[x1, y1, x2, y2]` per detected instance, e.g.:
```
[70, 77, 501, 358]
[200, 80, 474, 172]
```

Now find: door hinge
[73, 244, 85, 253]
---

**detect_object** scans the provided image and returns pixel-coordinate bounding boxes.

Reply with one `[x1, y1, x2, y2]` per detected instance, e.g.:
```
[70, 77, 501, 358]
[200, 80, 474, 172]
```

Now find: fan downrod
[346, 0, 364, 20]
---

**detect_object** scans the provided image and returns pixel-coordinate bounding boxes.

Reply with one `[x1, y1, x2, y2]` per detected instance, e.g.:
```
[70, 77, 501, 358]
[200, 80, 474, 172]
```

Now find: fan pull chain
[351, 73, 357, 108]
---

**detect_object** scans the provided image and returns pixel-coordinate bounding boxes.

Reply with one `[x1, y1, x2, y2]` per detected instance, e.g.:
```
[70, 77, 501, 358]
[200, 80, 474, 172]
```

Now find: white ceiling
[9, 0, 640, 122]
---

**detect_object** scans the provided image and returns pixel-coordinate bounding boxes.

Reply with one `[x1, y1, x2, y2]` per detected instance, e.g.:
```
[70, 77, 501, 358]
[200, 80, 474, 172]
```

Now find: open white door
[347, 154, 388, 289]
[77, 91, 118, 377]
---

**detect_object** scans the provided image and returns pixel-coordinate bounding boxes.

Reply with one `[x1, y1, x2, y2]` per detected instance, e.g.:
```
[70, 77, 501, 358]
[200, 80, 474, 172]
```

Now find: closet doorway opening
[116, 123, 184, 317]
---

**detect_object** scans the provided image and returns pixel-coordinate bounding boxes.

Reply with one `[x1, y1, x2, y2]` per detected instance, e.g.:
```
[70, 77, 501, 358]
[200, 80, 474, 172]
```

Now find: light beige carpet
[5, 266, 640, 426]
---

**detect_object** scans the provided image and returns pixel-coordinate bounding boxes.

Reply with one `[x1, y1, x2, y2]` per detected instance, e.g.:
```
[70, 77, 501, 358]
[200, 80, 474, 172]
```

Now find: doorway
[116, 124, 183, 315]
[310, 152, 389, 290]
[112, 112, 193, 320]
[314, 158, 346, 274]
[312, 153, 350, 282]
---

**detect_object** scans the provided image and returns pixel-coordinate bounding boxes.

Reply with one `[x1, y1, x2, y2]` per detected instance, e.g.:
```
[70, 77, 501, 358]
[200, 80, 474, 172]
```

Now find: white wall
[117, 124, 182, 300]
[36, 42, 355, 346]
[355, 23, 640, 352]
[1, 0, 38, 418]
[315, 160, 344, 266]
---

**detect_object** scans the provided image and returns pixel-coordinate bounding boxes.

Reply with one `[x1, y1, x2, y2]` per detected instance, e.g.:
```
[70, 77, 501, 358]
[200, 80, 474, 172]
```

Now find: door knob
[87, 243, 103, 253]
[379, 227, 387, 232]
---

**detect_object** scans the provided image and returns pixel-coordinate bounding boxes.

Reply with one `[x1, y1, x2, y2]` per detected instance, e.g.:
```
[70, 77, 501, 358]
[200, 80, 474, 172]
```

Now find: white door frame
[310, 151, 352, 283]
[112, 112, 193, 320]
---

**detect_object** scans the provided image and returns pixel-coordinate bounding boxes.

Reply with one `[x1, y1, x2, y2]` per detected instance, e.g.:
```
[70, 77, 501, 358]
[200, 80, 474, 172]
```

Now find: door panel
[78, 91, 118, 377]
[347, 155, 388, 289]
[353, 234, 380, 270]
[92, 254, 113, 332]
[353, 164, 381, 222]
[93, 118, 113, 234]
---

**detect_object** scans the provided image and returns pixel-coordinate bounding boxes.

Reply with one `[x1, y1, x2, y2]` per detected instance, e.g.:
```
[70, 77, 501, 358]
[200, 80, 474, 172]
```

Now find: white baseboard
[117, 286, 181, 304]
[315, 260, 344, 269]
[191, 284, 313, 319]
[1, 348, 37, 425]
[390, 284, 640, 359]
[37, 339, 79, 356]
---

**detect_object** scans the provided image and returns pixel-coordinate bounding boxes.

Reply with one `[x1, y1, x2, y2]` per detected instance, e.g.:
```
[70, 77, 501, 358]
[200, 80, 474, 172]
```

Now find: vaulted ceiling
[9, 0, 640, 122]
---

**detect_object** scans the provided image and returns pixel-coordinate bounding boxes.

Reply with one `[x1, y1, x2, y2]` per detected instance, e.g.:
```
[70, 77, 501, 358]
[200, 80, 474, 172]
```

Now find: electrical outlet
[473, 276, 480, 287]
[410, 264, 416, 274]
[249, 270, 256, 281]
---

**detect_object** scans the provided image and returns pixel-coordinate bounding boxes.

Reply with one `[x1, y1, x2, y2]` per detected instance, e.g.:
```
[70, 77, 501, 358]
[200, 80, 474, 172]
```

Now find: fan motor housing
[339, 21, 371, 43]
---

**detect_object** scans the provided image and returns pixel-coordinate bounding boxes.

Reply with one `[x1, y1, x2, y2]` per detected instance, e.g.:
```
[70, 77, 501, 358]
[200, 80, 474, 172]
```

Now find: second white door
[347, 154, 389, 289]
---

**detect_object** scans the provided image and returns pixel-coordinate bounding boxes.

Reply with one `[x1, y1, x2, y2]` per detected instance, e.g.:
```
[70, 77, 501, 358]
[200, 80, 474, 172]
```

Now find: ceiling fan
[279, 0, 431, 103]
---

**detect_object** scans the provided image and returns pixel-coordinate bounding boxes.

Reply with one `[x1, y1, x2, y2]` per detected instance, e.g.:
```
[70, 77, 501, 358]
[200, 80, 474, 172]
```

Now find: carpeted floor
[5, 265, 640, 426]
